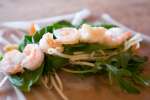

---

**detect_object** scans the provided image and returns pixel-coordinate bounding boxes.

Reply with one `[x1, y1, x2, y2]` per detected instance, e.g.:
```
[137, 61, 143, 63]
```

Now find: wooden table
[0, 0, 150, 100]
[0, 0, 150, 35]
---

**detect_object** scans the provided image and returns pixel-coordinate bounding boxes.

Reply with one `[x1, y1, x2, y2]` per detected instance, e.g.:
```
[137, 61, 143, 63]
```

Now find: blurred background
[0, 0, 150, 100]
[0, 0, 150, 35]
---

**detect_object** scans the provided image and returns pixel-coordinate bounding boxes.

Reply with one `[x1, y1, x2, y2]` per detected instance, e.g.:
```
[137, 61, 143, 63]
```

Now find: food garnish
[0, 20, 149, 100]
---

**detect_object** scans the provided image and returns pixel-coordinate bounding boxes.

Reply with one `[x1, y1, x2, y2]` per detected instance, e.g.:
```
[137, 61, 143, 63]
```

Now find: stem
[71, 61, 95, 67]
[50, 75, 68, 100]
[54, 72, 63, 91]
[62, 68, 96, 74]
[108, 71, 113, 85]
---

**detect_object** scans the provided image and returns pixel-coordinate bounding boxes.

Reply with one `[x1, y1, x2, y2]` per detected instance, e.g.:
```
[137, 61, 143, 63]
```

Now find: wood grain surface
[0, 0, 150, 100]
[0, 0, 150, 35]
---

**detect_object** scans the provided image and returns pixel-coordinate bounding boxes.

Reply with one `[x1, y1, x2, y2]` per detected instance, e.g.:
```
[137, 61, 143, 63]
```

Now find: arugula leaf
[130, 55, 148, 64]
[9, 63, 44, 92]
[106, 64, 140, 93]
[43, 54, 69, 75]
[127, 55, 148, 73]
[117, 78, 140, 94]
[18, 35, 33, 52]
[33, 25, 53, 43]
[52, 20, 73, 29]
[106, 64, 131, 77]
[100, 24, 117, 29]
[106, 64, 118, 75]
[64, 43, 109, 54]
[118, 69, 132, 77]
[132, 74, 150, 86]
[118, 52, 131, 68]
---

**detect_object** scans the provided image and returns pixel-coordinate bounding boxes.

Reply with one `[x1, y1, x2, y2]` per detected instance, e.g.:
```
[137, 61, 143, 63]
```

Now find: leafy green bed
[6, 20, 149, 93]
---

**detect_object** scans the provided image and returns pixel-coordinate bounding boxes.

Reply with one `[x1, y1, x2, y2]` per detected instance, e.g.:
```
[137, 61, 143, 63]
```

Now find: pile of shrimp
[0, 24, 142, 100]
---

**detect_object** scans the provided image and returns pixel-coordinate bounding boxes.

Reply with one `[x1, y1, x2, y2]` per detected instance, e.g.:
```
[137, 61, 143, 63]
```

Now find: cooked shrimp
[79, 24, 107, 43]
[21, 44, 44, 71]
[0, 50, 25, 74]
[104, 28, 131, 47]
[54, 28, 80, 44]
[39, 33, 64, 53]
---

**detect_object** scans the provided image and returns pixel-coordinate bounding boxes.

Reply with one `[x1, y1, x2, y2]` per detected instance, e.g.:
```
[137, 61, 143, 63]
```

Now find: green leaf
[43, 54, 69, 75]
[106, 64, 118, 75]
[106, 64, 132, 77]
[131, 55, 148, 63]
[118, 52, 131, 68]
[127, 55, 148, 73]
[64, 43, 109, 54]
[106, 64, 140, 93]
[52, 20, 73, 29]
[100, 24, 117, 29]
[18, 35, 33, 52]
[33, 25, 53, 43]
[117, 78, 140, 94]
[9, 63, 44, 92]
[118, 69, 132, 77]
[132, 74, 150, 86]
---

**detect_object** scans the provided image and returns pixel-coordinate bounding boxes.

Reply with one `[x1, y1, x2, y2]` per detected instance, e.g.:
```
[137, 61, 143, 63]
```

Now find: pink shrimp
[79, 25, 131, 47]
[0, 50, 25, 74]
[21, 44, 44, 71]
[79, 24, 107, 43]
[39, 33, 64, 53]
[54, 28, 80, 44]
[104, 28, 132, 47]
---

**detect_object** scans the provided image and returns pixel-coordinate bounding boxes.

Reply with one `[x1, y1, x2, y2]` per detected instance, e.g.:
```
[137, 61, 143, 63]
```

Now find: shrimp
[21, 44, 44, 71]
[79, 24, 107, 43]
[39, 33, 64, 53]
[0, 50, 25, 74]
[79, 25, 131, 47]
[54, 28, 80, 44]
[104, 28, 132, 47]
